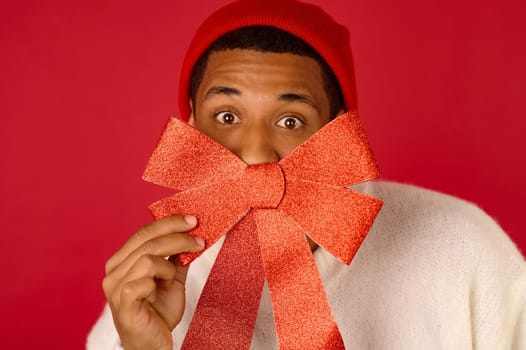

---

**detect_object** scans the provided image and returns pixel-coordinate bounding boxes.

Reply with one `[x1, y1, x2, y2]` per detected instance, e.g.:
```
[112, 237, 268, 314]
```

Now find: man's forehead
[200, 50, 324, 87]
[196, 49, 328, 106]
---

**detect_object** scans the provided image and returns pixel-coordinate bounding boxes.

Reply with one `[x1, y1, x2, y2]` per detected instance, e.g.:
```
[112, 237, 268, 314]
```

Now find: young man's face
[189, 49, 339, 164]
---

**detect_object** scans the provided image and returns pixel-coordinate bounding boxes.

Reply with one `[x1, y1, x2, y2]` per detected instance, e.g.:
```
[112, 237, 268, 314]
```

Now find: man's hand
[102, 215, 205, 350]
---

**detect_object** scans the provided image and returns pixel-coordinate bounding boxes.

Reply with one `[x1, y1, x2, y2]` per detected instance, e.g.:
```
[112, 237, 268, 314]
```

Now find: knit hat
[178, 0, 357, 121]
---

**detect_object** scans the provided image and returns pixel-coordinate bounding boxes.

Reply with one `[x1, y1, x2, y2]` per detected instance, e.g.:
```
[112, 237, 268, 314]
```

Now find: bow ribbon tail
[182, 211, 265, 349]
[254, 209, 345, 350]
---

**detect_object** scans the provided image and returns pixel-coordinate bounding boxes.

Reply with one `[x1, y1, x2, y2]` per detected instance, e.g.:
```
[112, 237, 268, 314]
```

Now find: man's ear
[188, 99, 195, 126]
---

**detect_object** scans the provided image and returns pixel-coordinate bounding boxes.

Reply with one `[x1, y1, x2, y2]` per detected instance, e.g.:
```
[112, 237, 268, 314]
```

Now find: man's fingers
[169, 256, 191, 286]
[118, 277, 158, 328]
[107, 232, 204, 289]
[104, 254, 178, 306]
[126, 255, 178, 284]
[106, 215, 198, 274]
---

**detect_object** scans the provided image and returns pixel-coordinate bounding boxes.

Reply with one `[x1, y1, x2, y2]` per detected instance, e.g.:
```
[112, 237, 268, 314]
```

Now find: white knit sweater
[87, 181, 526, 349]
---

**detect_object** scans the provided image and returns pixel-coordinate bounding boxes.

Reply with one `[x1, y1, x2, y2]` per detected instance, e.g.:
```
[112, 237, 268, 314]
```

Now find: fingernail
[194, 236, 205, 247]
[184, 215, 197, 226]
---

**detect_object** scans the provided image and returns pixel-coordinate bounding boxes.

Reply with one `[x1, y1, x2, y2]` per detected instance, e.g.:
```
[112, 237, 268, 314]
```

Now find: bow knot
[242, 163, 285, 209]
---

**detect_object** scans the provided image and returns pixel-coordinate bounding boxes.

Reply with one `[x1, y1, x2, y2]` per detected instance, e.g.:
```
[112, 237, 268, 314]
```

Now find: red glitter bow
[143, 111, 383, 349]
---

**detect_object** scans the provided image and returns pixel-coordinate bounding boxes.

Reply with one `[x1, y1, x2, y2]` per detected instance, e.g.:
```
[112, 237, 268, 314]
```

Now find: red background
[1, 0, 524, 348]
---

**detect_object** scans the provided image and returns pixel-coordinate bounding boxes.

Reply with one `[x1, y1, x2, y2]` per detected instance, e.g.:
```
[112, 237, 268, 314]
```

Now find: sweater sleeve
[498, 254, 524, 350]
[513, 295, 526, 350]
[466, 205, 526, 350]
[504, 264, 526, 350]
[86, 304, 123, 350]
[510, 264, 526, 350]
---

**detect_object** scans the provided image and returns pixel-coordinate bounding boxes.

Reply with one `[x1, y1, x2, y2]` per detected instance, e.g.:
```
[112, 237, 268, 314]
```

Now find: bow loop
[143, 116, 246, 190]
[280, 178, 383, 264]
[280, 111, 380, 186]
[148, 179, 252, 265]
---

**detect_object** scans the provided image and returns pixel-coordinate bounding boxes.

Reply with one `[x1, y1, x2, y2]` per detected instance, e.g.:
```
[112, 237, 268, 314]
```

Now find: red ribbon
[143, 111, 383, 349]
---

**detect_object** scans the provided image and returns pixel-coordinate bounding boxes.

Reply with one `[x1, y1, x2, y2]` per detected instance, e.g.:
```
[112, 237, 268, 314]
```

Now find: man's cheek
[207, 130, 241, 152]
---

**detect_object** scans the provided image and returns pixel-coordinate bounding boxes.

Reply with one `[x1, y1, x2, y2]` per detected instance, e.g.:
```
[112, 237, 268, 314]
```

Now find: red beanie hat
[178, 0, 358, 121]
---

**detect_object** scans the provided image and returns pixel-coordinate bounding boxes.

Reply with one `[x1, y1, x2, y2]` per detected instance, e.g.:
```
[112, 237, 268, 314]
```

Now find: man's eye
[276, 116, 304, 129]
[215, 111, 240, 125]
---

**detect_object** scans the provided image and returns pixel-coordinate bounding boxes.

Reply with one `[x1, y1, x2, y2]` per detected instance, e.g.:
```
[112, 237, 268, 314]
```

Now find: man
[88, 0, 526, 349]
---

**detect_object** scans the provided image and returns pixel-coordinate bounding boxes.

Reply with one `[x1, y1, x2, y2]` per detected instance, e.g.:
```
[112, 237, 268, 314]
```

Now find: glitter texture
[183, 212, 265, 349]
[143, 111, 383, 349]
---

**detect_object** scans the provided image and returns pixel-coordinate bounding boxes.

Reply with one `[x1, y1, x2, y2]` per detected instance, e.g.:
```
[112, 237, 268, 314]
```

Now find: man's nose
[236, 127, 280, 165]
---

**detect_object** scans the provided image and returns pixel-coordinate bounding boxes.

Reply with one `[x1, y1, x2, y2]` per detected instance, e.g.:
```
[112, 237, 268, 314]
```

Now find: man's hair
[190, 26, 345, 118]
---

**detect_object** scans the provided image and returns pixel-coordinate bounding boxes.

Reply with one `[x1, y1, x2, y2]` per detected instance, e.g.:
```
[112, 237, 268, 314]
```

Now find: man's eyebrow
[204, 86, 241, 100]
[279, 93, 319, 112]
